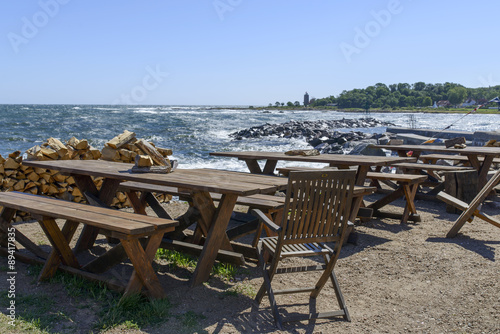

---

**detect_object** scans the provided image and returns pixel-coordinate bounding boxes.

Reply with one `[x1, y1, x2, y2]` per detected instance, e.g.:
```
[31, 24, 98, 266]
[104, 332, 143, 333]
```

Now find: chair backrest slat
[280, 170, 356, 244]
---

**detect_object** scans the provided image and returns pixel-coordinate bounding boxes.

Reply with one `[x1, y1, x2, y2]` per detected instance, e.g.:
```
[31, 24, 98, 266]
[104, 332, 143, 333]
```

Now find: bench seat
[388, 162, 473, 171]
[0, 191, 178, 300]
[420, 154, 500, 165]
[118, 181, 285, 211]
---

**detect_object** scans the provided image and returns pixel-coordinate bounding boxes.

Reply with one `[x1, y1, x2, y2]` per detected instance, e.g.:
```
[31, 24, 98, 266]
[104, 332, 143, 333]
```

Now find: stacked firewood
[101, 130, 173, 169]
[0, 131, 173, 221]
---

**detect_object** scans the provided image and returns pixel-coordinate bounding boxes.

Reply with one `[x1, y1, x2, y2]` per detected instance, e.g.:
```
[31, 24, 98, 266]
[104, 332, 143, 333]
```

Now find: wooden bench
[388, 162, 473, 183]
[0, 191, 178, 299]
[420, 154, 500, 166]
[436, 169, 500, 237]
[277, 167, 426, 223]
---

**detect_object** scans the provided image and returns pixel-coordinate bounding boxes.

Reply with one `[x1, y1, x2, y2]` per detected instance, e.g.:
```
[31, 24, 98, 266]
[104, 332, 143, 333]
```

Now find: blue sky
[1, 0, 499, 105]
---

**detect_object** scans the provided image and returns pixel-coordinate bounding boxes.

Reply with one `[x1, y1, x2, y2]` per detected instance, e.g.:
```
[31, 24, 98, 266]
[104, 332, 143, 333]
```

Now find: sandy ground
[1, 193, 499, 333]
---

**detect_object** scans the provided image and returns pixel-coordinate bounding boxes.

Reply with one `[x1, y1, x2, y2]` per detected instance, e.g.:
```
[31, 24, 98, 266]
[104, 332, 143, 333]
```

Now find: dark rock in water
[348, 141, 385, 156]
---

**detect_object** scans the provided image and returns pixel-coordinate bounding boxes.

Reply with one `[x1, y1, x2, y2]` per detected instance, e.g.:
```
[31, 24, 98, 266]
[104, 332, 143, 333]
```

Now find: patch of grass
[0, 291, 73, 332]
[156, 248, 196, 269]
[0, 313, 51, 334]
[224, 283, 257, 298]
[212, 262, 237, 281]
[25, 264, 112, 301]
[96, 293, 172, 330]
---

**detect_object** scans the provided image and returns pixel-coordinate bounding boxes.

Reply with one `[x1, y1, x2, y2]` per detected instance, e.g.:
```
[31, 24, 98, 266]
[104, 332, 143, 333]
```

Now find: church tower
[304, 92, 309, 106]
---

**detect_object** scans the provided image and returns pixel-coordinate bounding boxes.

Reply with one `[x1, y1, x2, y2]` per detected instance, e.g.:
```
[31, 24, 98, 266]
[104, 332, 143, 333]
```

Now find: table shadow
[426, 236, 498, 261]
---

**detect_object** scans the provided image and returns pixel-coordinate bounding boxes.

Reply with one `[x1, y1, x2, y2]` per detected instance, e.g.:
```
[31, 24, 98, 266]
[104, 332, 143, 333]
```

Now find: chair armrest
[250, 209, 281, 233]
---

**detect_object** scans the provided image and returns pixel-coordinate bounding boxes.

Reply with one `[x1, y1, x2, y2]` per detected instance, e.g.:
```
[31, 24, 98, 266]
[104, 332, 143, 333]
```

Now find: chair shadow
[426, 236, 499, 261]
[226, 298, 346, 334]
[339, 229, 392, 259]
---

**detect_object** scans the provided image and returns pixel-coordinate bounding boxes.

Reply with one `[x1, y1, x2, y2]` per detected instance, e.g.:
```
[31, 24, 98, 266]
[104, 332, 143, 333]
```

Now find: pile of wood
[101, 130, 173, 168]
[0, 131, 173, 222]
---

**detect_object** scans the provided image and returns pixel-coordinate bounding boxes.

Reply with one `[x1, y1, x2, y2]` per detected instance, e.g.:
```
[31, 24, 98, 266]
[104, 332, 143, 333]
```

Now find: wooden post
[443, 170, 478, 214]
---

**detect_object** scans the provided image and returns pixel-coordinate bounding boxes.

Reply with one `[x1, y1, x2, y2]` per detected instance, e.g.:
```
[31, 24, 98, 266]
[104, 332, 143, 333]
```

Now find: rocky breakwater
[231, 118, 395, 154]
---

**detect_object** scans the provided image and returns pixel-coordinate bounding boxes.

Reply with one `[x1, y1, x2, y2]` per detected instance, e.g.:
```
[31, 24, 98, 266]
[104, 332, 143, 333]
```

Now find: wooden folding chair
[437, 169, 500, 238]
[252, 169, 356, 329]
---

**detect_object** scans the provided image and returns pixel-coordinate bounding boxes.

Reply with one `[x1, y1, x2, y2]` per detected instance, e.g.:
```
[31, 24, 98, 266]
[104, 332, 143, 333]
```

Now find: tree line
[310, 82, 500, 110]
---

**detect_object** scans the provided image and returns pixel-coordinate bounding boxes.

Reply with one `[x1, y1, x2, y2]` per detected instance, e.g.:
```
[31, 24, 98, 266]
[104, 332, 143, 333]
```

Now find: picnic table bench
[0, 191, 178, 299]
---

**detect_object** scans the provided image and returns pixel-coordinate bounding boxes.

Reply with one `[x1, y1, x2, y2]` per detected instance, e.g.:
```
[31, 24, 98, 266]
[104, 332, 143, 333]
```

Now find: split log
[107, 130, 136, 149]
[47, 137, 68, 158]
[134, 139, 171, 168]
[135, 154, 153, 167]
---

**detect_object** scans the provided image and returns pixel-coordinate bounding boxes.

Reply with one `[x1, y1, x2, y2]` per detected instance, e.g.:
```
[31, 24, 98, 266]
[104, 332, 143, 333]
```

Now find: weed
[212, 262, 237, 281]
[156, 248, 196, 269]
[225, 284, 257, 297]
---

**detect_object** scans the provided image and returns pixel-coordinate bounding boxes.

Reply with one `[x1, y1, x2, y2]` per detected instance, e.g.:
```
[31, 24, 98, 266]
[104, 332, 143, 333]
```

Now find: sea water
[0, 104, 498, 172]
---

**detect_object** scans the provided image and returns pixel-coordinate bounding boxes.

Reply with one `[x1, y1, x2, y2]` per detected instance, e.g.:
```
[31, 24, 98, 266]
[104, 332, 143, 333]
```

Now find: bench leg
[38, 218, 80, 278]
[401, 184, 419, 224]
[39, 220, 80, 280]
[121, 233, 166, 299]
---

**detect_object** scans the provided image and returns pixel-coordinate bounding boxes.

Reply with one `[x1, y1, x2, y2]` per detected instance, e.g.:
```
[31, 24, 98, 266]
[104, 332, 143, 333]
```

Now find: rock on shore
[230, 118, 395, 154]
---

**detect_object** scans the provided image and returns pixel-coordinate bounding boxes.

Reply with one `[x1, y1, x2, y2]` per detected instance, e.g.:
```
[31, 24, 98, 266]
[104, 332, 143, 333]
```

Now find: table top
[210, 151, 416, 166]
[371, 144, 500, 156]
[23, 159, 287, 196]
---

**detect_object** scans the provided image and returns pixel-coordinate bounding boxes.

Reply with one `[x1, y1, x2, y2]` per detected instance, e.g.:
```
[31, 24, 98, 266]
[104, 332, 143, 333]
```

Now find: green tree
[448, 87, 467, 107]
[275, 101, 280, 107]
[294, 101, 300, 106]
[286, 101, 293, 107]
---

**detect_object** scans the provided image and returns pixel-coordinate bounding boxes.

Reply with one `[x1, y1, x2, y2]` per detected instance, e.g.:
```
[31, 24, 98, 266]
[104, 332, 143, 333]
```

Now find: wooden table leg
[74, 176, 121, 252]
[190, 193, 238, 287]
[191, 192, 232, 251]
[262, 160, 278, 175]
[355, 166, 369, 186]
[244, 159, 263, 174]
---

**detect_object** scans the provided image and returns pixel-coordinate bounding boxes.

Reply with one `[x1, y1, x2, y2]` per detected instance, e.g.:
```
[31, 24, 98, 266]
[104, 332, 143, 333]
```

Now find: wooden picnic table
[371, 144, 500, 188]
[210, 151, 417, 186]
[22, 159, 288, 287]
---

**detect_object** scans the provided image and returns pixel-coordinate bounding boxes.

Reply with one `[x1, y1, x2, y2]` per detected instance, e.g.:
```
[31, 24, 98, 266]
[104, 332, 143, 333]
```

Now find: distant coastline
[230, 106, 500, 114]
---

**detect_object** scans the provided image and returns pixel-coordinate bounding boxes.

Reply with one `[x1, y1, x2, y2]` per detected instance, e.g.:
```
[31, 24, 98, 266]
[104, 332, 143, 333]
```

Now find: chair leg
[254, 241, 283, 329]
[321, 253, 350, 321]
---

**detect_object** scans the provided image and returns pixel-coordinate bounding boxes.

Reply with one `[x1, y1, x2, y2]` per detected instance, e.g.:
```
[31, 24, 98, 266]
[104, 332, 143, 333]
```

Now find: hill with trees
[309, 82, 500, 110]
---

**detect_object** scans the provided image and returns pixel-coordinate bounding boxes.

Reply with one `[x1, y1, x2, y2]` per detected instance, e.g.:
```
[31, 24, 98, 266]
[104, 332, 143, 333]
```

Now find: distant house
[433, 100, 451, 108]
[461, 98, 477, 107]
